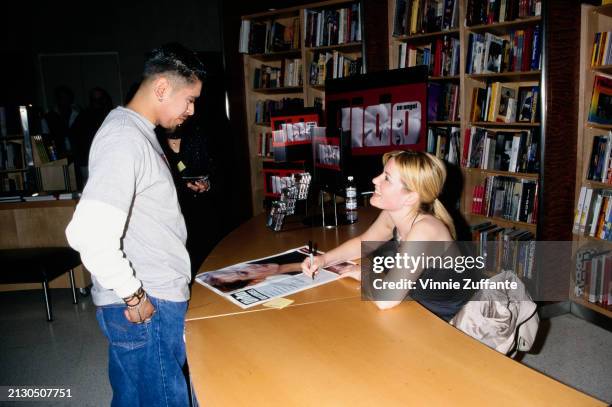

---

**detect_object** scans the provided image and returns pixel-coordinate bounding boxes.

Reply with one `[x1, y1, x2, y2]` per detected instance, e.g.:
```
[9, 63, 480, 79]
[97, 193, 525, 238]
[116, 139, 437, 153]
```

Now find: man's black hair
[143, 43, 206, 83]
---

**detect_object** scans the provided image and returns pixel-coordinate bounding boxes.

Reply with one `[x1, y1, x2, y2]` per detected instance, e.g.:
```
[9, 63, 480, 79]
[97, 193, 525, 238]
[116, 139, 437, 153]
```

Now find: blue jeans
[96, 296, 189, 407]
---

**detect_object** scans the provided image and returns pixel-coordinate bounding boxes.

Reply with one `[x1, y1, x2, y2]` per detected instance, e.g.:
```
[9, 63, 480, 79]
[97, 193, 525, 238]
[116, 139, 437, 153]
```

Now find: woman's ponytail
[432, 198, 456, 240]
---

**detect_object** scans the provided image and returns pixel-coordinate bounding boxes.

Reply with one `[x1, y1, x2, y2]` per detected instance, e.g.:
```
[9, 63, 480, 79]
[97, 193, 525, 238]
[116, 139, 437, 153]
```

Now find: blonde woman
[301, 150, 474, 320]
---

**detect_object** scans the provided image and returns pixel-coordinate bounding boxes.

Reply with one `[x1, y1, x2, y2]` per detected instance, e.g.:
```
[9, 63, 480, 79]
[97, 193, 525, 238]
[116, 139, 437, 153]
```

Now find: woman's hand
[336, 264, 361, 281]
[301, 255, 325, 278]
[186, 179, 210, 193]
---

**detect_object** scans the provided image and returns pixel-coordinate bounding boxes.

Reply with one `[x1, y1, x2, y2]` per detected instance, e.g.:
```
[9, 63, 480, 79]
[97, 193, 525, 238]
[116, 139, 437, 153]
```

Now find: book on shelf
[254, 98, 305, 124]
[305, 3, 361, 48]
[466, 26, 541, 74]
[427, 82, 460, 121]
[464, 126, 537, 173]
[465, 0, 541, 26]
[31, 134, 51, 165]
[397, 35, 459, 76]
[239, 17, 301, 54]
[471, 175, 538, 224]
[483, 33, 505, 73]
[516, 84, 539, 122]
[590, 31, 612, 67]
[588, 73, 612, 125]
[258, 132, 274, 158]
[470, 81, 539, 123]
[573, 187, 612, 239]
[0, 139, 24, 170]
[470, 221, 535, 279]
[23, 193, 57, 202]
[426, 125, 460, 164]
[253, 62, 302, 89]
[309, 51, 362, 85]
[280, 58, 303, 87]
[58, 191, 81, 200]
[392, 0, 459, 36]
[0, 195, 22, 203]
[575, 249, 612, 309]
[586, 132, 612, 183]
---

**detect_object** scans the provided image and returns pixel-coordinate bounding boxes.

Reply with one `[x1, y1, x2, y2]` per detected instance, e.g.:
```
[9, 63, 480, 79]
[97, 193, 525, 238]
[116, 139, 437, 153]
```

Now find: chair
[0, 247, 81, 321]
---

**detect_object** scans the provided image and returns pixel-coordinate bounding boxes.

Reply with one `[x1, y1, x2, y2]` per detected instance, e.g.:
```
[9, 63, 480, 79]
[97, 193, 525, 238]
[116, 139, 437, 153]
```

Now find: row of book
[469, 81, 539, 124]
[0, 192, 80, 203]
[428, 82, 460, 122]
[397, 35, 460, 77]
[471, 221, 535, 279]
[575, 249, 612, 309]
[591, 31, 612, 67]
[471, 176, 538, 224]
[254, 98, 304, 125]
[0, 173, 25, 193]
[426, 126, 460, 165]
[309, 51, 363, 86]
[239, 18, 300, 54]
[253, 62, 303, 89]
[465, 0, 542, 27]
[586, 132, 612, 184]
[304, 5, 362, 48]
[0, 140, 23, 170]
[573, 187, 612, 241]
[393, 0, 459, 36]
[281, 59, 303, 88]
[588, 73, 612, 125]
[466, 28, 541, 75]
[257, 132, 273, 158]
[464, 127, 538, 173]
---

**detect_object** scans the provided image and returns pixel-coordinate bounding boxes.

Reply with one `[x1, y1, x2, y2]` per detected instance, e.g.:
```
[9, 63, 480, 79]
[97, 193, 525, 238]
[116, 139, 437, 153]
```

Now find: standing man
[66, 43, 205, 406]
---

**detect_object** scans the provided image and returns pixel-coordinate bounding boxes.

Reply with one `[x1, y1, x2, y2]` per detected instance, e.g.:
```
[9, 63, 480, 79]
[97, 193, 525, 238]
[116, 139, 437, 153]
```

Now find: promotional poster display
[323, 66, 428, 193]
[195, 246, 356, 308]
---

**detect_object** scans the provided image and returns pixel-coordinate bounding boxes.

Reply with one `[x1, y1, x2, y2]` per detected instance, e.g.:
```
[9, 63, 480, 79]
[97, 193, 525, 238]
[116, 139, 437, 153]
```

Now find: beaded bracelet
[122, 287, 145, 306]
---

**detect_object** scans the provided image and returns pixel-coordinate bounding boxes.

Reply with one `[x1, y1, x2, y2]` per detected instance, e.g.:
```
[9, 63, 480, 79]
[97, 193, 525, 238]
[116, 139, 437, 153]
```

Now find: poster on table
[195, 246, 356, 308]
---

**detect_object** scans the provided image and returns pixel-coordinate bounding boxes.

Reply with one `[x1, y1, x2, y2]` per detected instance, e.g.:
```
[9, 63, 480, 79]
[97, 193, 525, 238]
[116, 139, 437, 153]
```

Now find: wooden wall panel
[540, 0, 581, 241]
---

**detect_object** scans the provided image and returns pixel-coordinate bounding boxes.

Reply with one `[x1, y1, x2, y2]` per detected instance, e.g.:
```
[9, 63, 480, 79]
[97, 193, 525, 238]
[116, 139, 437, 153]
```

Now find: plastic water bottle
[345, 176, 358, 224]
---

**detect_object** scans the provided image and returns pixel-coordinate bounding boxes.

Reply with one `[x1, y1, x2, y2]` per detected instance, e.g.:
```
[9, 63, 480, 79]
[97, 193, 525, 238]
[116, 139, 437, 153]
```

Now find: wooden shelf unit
[388, 0, 544, 239]
[572, 4, 612, 319]
[241, 0, 365, 213]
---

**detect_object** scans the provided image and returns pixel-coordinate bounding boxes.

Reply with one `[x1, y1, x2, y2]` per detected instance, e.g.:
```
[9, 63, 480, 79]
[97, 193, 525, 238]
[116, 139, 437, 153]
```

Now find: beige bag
[450, 271, 539, 355]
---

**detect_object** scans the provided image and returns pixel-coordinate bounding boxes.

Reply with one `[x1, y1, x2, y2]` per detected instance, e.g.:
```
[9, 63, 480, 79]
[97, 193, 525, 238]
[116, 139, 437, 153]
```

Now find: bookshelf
[240, 0, 365, 213]
[0, 106, 32, 194]
[571, 4, 612, 319]
[0, 106, 79, 197]
[388, 0, 544, 240]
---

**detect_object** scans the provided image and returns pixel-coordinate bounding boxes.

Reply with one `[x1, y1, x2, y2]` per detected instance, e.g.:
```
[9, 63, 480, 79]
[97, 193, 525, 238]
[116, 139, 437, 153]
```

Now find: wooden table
[185, 210, 605, 406]
[0, 199, 91, 291]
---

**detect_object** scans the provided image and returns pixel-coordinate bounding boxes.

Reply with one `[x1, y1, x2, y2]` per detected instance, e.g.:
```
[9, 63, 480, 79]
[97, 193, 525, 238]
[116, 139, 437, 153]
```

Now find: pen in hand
[312, 243, 318, 280]
[308, 240, 314, 280]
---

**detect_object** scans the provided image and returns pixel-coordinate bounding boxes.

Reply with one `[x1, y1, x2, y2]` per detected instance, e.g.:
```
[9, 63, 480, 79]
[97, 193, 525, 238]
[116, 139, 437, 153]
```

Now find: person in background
[70, 87, 114, 187]
[42, 85, 80, 158]
[65, 43, 205, 406]
[157, 113, 218, 283]
[301, 150, 475, 321]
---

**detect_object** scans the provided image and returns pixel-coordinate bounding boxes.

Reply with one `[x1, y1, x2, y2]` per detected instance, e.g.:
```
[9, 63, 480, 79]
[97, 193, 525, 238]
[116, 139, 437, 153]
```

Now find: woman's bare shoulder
[407, 214, 452, 241]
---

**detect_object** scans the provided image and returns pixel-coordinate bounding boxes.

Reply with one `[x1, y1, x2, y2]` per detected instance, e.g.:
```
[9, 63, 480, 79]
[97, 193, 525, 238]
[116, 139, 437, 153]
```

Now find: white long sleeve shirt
[66, 107, 190, 306]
